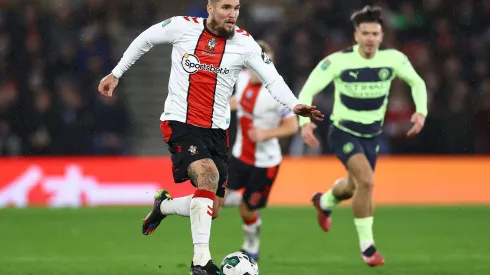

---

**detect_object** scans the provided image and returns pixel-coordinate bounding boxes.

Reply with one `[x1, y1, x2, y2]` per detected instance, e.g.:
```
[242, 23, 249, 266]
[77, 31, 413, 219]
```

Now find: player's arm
[98, 17, 182, 96]
[297, 56, 336, 127]
[264, 111, 299, 139]
[229, 95, 237, 111]
[112, 18, 181, 78]
[248, 111, 298, 142]
[243, 43, 323, 121]
[395, 52, 428, 137]
[297, 56, 336, 148]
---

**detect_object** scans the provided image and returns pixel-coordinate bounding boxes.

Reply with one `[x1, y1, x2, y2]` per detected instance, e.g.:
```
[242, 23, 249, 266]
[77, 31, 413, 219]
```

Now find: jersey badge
[321, 59, 330, 70]
[378, 68, 391, 81]
[161, 18, 171, 28]
[206, 38, 218, 52]
[188, 145, 198, 155]
[261, 50, 272, 64]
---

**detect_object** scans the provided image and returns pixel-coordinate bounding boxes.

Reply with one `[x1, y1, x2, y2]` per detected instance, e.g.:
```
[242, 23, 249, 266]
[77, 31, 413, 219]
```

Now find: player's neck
[205, 18, 220, 37]
[357, 47, 376, 59]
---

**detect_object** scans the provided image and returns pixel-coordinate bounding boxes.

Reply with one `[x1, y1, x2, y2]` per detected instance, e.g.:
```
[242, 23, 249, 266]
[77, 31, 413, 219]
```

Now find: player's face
[207, 0, 240, 39]
[354, 22, 383, 56]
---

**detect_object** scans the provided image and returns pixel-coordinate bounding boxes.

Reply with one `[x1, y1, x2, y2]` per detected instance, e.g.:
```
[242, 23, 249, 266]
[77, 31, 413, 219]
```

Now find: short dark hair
[350, 5, 383, 29]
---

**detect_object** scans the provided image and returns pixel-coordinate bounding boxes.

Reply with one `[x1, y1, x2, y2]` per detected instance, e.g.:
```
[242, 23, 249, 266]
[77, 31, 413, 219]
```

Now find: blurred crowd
[0, 0, 132, 156]
[1, 0, 489, 156]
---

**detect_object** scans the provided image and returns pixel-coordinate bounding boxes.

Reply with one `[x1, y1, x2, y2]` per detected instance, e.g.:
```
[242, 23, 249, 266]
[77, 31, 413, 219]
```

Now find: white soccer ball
[219, 251, 259, 275]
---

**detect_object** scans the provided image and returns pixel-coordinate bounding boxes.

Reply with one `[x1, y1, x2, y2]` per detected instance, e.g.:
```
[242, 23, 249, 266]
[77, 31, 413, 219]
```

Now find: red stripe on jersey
[236, 28, 250, 36]
[186, 31, 227, 128]
[192, 17, 199, 23]
[238, 82, 261, 165]
[184, 16, 190, 21]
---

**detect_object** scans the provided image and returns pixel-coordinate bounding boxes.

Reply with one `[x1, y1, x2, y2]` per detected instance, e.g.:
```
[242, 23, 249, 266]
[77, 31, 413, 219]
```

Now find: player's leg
[312, 125, 356, 231]
[186, 158, 220, 269]
[239, 165, 279, 261]
[239, 201, 261, 260]
[188, 128, 231, 274]
[223, 157, 248, 207]
[347, 152, 384, 266]
[312, 176, 356, 231]
[142, 121, 199, 235]
[224, 189, 242, 207]
[186, 157, 224, 275]
[210, 151, 230, 220]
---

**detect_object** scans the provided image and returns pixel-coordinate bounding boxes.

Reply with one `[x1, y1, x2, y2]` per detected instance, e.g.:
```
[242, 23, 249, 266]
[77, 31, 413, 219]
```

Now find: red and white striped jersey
[112, 16, 299, 130]
[232, 70, 295, 168]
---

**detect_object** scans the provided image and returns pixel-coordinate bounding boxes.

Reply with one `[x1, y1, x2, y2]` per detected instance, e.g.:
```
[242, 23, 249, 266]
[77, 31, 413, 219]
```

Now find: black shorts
[227, 156, 280, 210]
[160, 120, 229, 198]
[328, 125, 380, 171]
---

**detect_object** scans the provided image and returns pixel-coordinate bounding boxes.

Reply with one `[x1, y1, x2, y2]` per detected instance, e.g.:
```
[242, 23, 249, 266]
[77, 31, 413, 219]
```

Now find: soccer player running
[98, 0, 322, 274]
[298, 6, 427, 267]
[223, 41, 299, 261]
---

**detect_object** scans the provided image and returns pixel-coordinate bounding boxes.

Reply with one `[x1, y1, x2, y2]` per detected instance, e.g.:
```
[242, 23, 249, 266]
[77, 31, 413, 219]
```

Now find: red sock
[243, 215, 259, 225]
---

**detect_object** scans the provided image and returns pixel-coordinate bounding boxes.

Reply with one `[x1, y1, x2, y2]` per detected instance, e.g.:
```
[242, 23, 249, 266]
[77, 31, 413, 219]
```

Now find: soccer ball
[220, 251, 259, 275]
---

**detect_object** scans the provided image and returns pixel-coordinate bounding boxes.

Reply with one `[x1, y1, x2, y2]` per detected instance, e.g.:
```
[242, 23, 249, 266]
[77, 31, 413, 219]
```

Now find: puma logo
[349, 71, 359, 79]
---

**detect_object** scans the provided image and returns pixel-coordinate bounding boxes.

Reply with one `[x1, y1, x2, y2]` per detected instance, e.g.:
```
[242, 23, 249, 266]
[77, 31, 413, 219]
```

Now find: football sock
[191, 190, 215, 266]
[160, 195, 192, 216]
[224, 190, 242, 207]
[354, 217, 375, 254]
[242, 214, 262, 255]
[320, 189, 341, 211]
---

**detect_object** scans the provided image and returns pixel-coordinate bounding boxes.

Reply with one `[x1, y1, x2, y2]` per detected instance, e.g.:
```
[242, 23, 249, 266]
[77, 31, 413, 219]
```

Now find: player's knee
[239, 200, 256, 218]
[356, 175, 374, 191]
[188, 159, 220, 192]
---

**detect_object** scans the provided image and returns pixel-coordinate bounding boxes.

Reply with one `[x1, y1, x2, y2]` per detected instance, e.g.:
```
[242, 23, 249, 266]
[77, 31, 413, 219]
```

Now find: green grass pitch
[1, 206, 489, 274]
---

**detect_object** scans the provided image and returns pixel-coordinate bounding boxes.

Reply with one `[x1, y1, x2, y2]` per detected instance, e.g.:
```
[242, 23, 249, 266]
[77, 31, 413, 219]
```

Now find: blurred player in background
[98, 0, 322, 274]
[298, 6, 428, 267]
[223, 41, 299, 261]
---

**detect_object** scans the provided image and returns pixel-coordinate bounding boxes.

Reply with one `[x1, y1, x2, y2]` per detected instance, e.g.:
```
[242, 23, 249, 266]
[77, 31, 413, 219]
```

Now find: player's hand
[98, 73, 119, 97]
[293, 104, 324, 121]
[248, 126, 267, 142]
[407, 113, 425, 137]
[301, 123, 320, 148]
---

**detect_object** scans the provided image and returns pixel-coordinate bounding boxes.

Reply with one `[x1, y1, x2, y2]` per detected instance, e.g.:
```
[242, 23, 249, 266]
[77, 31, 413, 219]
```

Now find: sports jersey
[232, 70, 294, 168]
[112, 16, 299, 130]
[298, 44, 427, 137]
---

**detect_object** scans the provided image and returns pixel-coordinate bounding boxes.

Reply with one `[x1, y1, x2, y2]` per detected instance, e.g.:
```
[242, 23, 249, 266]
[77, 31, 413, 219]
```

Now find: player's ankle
[320, 189, 341, 210]
[361, 243, 376, 257]
[193, 243, 211, 266]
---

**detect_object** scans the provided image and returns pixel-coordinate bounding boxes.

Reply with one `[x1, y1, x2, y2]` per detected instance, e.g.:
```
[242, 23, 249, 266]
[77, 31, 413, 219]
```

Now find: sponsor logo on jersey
[181, 53, 230, 74]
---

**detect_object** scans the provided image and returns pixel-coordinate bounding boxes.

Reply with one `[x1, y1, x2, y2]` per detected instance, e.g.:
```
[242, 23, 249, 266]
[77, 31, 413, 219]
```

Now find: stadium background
[0, 0, 489, 274]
